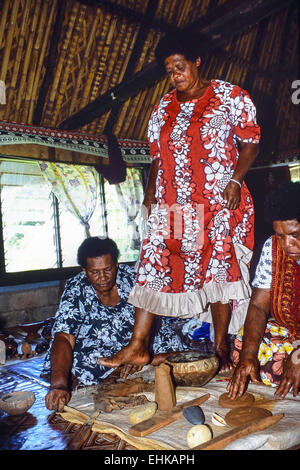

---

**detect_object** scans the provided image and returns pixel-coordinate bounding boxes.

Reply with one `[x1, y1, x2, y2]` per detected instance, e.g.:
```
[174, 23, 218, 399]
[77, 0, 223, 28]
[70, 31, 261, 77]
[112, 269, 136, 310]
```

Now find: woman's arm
[275, 348, 300, 399]
[223, 142, 259, 210]
[227, 287, 270, 398]
[45, 332, 75, 411]
[239, 287, 269, 356]
[232, 142, 259, 183]
[142, 158, 159, 218]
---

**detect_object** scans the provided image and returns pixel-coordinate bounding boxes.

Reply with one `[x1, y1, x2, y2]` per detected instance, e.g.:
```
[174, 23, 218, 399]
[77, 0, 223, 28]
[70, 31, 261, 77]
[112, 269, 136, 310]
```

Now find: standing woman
[99, 31, 260, 372]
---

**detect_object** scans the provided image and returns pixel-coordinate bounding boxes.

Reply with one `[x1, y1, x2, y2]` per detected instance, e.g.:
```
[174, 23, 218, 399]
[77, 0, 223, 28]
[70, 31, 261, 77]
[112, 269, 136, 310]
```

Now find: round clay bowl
[166, 351, 219, 387]
[0, 391, 35, 415]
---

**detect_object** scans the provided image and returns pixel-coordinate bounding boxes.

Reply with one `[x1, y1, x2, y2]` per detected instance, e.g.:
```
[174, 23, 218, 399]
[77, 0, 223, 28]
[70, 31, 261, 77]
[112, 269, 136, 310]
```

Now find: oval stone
[129, 401, 157, 424]
[183, 406, 205, 425]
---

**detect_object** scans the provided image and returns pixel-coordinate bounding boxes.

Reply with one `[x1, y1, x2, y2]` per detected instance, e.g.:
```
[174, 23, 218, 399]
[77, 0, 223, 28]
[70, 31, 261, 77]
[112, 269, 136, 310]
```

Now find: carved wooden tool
[155, 363, 176, 411]
[66, 410, 100, 450]
[129, 393, 210, 437]
[193, 413, 284, 450]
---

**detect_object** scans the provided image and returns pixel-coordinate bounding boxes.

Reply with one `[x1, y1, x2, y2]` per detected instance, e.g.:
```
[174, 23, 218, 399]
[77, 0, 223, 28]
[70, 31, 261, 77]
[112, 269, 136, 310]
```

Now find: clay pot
[166, 351, 219, 387]
[4, 337, 18, 358]
[0, 391, 35, 415]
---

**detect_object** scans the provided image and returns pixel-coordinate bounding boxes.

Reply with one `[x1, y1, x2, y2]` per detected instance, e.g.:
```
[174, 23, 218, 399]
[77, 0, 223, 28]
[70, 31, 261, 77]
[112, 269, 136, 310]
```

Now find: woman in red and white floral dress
[99, 31, 261, 373]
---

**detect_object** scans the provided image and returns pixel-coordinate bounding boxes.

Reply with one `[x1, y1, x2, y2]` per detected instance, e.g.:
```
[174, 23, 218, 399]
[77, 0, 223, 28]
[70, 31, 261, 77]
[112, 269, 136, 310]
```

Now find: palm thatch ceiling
[0, 0, 299, 165]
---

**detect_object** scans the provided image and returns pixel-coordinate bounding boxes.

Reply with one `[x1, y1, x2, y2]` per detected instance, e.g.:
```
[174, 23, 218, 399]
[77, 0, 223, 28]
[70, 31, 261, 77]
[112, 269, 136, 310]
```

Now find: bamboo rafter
[0, 0, 298, 162]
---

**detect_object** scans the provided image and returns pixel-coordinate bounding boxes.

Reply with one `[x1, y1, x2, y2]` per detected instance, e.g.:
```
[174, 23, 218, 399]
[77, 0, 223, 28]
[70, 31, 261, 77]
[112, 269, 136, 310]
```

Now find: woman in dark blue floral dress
[44, 237, 188, 411]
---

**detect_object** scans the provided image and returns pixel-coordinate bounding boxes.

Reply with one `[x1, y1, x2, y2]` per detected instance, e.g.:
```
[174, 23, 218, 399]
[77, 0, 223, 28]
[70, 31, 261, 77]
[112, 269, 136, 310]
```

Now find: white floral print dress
[42, 264, 189, 385]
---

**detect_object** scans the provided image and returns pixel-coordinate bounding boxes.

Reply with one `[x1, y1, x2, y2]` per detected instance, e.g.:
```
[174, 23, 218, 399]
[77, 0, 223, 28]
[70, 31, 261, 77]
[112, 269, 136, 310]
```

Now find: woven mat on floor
[55, 365, 300, 451]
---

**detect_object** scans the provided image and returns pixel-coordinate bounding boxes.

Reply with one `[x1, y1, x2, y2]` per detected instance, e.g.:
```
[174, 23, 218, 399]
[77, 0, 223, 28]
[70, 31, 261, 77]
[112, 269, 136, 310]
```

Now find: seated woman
[43, 237, 190, 411]
[227, 181, 300, 400]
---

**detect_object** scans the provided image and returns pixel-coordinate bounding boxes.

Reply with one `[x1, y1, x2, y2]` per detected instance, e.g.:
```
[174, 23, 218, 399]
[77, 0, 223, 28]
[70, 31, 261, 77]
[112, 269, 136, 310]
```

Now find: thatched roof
[0, 0, 299, 165]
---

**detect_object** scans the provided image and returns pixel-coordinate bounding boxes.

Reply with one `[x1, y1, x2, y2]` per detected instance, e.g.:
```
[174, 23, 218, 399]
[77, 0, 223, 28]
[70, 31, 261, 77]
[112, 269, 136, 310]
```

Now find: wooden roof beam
[196, 0, 296, 47]
[32, 0, 68, 125]
[59, 0, 293, 130]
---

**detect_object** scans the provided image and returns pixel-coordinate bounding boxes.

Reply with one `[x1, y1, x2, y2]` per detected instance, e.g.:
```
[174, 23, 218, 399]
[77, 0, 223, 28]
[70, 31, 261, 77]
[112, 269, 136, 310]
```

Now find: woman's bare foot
[150, 352, 171, 367]
[98, 342, 151, 369]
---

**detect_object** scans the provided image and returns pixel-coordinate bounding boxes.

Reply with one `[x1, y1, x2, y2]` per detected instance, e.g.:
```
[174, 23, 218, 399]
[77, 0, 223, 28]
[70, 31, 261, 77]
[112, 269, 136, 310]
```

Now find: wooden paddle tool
[129, 393, 210, 437]
[193, 413, 284, 450]
[66, 410, 100, 450]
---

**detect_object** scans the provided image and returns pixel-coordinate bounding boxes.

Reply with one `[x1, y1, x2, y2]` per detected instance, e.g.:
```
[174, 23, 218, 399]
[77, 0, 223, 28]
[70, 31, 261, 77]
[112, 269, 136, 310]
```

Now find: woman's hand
[45, 387, 71, 411]
[275, 351, 300, 399]
[223, 180, 241, 210]
[141, 159, 159, 219]
[227, 354, 260, 399]
[118, 364, 143, 379]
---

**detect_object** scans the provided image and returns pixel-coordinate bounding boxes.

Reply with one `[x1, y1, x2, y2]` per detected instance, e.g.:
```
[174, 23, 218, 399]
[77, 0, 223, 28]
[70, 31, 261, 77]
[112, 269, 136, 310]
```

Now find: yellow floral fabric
[233, 319, 294, 387]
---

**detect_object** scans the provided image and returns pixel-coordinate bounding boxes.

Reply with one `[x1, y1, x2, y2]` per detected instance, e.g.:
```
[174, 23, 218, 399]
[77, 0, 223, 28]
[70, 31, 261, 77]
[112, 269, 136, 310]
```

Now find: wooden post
[154, 363, 176, 411]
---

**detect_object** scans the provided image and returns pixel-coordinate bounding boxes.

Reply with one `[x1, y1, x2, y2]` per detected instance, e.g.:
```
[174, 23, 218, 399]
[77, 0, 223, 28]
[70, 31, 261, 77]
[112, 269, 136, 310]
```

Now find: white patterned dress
[42, 264, 189, 385]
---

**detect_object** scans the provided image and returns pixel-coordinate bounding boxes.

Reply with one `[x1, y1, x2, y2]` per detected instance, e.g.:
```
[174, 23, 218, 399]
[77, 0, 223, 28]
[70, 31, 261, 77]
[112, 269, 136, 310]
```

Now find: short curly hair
[264, 181, 300, 223]
[155, 31, 209, 69]
[77, 237, 120, 267]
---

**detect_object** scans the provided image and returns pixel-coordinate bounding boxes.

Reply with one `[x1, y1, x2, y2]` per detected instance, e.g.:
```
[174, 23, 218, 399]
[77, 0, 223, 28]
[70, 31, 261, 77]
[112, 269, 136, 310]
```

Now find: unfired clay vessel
[166, 351, 219, 387]
[0, 391, 35, 415]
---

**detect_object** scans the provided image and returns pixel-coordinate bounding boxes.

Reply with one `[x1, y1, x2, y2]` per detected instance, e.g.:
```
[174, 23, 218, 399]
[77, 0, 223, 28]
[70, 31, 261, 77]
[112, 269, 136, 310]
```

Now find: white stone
[186, 424, 212, 448]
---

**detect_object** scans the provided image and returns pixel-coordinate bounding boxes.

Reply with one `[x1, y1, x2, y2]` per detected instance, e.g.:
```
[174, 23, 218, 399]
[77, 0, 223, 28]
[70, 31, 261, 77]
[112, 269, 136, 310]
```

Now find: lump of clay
[129, 401, 157, 424]
[218, 392, 255, 408]
[186, 424, 212, 448]
[225, 406, 272, 428]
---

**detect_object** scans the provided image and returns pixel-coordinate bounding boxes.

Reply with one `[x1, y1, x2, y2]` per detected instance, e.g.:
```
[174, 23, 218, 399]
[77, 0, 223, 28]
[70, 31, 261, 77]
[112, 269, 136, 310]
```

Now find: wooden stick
[26, 2, 49, 104]
[28, 1, 57, 122]
[0, 0, 20, 82]
[52, 4, 82, 124]
[66, 410, 100, 450]
[11, 1, 30, 88]
[193, 413, 284, 450]
[16, 0, 41, 118]
[0, 1, 10, 69]
[49, 1, 79, 105]
[69, 11, 99, 114]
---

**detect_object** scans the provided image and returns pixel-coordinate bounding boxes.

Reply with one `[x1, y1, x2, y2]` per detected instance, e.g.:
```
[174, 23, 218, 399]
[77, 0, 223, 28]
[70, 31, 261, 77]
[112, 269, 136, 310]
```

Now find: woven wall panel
[0, 0, 298, 164]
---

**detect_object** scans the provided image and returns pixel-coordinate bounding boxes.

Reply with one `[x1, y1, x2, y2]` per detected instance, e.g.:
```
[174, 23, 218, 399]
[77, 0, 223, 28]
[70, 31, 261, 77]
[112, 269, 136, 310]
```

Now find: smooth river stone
[183, 406, 205, 425]
[129, 401, 157, 424]
[186, 424, 212, 448]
